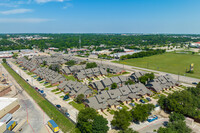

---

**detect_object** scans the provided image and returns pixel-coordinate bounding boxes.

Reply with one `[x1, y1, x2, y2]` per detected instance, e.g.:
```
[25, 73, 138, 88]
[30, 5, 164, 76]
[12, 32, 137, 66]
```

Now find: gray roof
[107, 89, 122, 99]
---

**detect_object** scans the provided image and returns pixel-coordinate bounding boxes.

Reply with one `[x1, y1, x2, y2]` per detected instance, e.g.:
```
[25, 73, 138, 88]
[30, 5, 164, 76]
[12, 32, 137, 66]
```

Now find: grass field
[113, 53, 200, 79]
[2, 63, 75, 133]
[69, 101, 85, 111]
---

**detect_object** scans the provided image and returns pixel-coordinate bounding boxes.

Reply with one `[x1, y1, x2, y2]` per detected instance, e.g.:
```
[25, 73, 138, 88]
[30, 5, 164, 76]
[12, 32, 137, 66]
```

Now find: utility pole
[79, 36, 81, 49]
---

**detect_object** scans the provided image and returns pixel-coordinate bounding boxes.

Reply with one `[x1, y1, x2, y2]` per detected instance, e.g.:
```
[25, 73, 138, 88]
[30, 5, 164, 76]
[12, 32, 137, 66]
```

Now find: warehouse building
[0, 122, 6, 133]
[0, 97, 20, 119]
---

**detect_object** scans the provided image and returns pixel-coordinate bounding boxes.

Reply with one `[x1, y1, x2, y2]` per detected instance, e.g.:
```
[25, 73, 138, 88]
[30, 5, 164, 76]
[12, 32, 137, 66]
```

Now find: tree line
[120, 49, 166, 60]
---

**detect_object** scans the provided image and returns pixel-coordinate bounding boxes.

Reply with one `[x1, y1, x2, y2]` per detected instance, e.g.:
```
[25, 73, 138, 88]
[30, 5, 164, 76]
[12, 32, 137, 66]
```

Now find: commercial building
[0, 122, 6, 133]
[0, 97, 20, 119]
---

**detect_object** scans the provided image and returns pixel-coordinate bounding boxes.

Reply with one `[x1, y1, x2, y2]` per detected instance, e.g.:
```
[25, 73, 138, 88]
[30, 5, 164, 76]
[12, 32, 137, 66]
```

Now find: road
[0, 63, 52, 133]
[74, 56, 200, 85]
[8, 61, 79, 123]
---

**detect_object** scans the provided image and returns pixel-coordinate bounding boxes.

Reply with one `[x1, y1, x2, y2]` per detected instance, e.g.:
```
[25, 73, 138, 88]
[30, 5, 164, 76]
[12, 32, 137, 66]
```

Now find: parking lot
[1, 63, 53, 133]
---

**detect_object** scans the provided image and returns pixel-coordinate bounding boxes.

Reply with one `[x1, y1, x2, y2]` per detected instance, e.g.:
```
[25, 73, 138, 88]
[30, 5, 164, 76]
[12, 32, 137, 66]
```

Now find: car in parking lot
[163, 121, 168, 126]
[139, 99, 145, 103]
[56, 104, 61, 108]
[117, 106, 123, 110]
[146, 97, 151, 101]
[65, 112, 70, 117]
[129, 103, 135, 107]
[192, 82, 198, 85]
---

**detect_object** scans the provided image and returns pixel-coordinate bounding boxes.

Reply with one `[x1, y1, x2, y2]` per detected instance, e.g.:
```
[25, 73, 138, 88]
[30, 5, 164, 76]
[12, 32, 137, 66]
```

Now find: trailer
[6, 121, 17, 131]
[48, 120, 59, 133]
[0, 113, 12, 124]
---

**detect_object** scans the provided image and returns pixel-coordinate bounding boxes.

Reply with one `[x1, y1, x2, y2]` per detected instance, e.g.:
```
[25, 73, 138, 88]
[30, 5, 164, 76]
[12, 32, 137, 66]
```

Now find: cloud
[0, 9, 33, 15]
[35, 0, 70, 3]
[0, 18, 53, 23]
[63, 3, 73, 9]
[0, 3, 18, 7]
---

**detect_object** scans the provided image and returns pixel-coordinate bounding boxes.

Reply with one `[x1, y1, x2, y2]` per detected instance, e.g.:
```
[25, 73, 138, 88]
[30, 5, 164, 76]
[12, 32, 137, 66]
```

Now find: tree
[86, 62, 97, 69]
[2, 58, 6, 63]
[75, 94, 85, 104]
[131, 104, 155, 122]
[24, 56, 29, 60]
[77, 108, 108, 133]
[66, 60, 76, 66]
[111, 109, 132, 130]
[169, 112, 185, 122]
[92, 115, 109, 133]
[111, 83, 117, 89]
[158, 120, 192, 133]
[49, 64, 60, 72]
[12, 53, 18, 59]
[43, 61, 47, 66]
[119, 128, 138, 133]
[125, 80, 135, 85]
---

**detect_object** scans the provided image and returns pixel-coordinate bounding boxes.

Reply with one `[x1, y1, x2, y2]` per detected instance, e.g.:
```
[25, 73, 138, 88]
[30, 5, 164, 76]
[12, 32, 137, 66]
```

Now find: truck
[6, 121, 17, 131]
[48, 120, 59, 133]
[147, 115, 158, 122]
[0, 113, 12, 124]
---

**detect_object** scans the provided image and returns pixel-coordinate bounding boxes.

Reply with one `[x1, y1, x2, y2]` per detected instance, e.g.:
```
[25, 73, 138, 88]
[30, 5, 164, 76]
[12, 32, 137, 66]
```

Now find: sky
[0, 0, 200, 33]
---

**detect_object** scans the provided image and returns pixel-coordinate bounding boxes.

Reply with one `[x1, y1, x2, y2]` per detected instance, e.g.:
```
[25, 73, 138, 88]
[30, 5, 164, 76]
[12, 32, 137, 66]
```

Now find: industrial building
[0, 97, 20, 119]
[0, 122, 6, 133]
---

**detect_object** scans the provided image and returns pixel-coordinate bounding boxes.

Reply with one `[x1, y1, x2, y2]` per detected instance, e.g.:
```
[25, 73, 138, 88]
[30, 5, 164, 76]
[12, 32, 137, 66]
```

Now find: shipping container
[0, 114, 12, 124]
[6, 121, 17, 131]
[48, 120, 59, 133]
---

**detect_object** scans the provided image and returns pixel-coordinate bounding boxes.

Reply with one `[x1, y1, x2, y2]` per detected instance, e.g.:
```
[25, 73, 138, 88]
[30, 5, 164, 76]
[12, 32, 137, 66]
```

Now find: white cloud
[0, 9, 33, 15]
[35, 0, 70, 3]
[63, 3, 73, 9]
[0, 18, 53, 23]
[0, 3, 18, 7]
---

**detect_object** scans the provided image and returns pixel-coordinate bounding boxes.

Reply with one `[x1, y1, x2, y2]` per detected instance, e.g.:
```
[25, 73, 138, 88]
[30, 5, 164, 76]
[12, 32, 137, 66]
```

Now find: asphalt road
[75, 56, 200, 85]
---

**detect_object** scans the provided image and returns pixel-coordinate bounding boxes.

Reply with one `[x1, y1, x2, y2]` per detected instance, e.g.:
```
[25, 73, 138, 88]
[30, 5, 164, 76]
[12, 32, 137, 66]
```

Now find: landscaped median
[2, 63, 76, 133]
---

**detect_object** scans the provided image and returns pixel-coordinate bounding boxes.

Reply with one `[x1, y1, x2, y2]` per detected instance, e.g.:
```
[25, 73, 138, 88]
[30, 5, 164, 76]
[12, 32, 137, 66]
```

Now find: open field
[2, 63, 75, 133]
[113, 53, 200, 79]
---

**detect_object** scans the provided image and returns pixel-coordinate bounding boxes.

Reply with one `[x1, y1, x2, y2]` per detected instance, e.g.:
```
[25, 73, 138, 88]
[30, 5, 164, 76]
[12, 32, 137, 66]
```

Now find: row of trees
[120, 49, 166, 60]
[4, 34, 197, 52]
[158, 83, 200, 121]
[138, 73, 155, 84]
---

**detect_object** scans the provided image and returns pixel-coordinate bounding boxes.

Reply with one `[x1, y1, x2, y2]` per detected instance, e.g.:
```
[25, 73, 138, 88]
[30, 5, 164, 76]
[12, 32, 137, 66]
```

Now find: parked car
[163, 121, 168, 126]
[117, 106, 123, 110]
[35, 87, 38, 90]
[42, 93, 46, 97]
[147, 115, 158, 122]
[56, 104, 61, 108]
[63, 95, 69, 100]
[129, 103, 135, 107]
[192, 82, 198, 85]
[65, 112, 70, 117]
[26, 79, 29, 81]
[146, 97, 151, 101]
[140, 99, 145, 103]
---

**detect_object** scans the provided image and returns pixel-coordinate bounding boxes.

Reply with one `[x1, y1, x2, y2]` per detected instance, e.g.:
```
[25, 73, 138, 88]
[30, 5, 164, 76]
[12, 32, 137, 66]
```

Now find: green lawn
[69, 101, 85, 111]
[2, 63, 75, 132]
[63, 75, 77, 81]
[113, 53, 200, 79]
